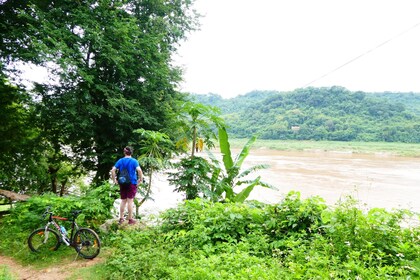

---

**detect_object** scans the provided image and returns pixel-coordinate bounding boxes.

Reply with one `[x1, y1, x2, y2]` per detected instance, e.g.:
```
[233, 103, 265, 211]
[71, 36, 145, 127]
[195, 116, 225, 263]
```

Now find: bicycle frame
[43, 209, 81, 247]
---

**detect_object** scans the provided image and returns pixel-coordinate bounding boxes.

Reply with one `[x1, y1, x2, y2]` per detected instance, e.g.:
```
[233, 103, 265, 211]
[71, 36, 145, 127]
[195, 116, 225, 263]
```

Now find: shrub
[160, 199, 267, 252]
[264, 191, 326, 240]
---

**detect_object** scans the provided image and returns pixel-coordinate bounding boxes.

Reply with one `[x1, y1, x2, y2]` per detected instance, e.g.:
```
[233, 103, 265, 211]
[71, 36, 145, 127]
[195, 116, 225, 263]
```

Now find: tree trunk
[137, 171, 153, 210]
[191, 126, 197, 157]
[59, 179, 68, 197]
[48, 166, 58, 194]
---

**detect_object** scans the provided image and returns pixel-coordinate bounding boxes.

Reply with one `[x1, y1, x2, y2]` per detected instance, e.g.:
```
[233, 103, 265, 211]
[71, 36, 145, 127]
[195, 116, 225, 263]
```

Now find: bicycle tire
[28, 228, 61, 253]
[73, 228, 101, 259]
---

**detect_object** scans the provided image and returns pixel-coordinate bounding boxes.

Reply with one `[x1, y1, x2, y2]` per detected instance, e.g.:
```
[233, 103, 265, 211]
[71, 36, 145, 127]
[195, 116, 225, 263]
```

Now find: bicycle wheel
[28, 228, 61, 253]
[73, 228, 101, 259]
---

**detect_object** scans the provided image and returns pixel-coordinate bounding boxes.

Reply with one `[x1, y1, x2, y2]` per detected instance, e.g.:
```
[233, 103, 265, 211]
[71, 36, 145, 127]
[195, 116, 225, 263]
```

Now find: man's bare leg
[127, 198, 134, 220]
[120, 199, 127, 220]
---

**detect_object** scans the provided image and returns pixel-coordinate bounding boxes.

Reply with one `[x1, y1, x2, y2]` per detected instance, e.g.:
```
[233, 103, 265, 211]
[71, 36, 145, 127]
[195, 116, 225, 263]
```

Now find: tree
[195, 88, 420, 143]
[175, 101, 225, 157]
[0, 72, 50, 192]
[132, 129, 174, 208]
[0, 75, 32, 165]
[0, 0, 199, 188]
[168, 156, 215, 200]
[166, 101, 225, 200]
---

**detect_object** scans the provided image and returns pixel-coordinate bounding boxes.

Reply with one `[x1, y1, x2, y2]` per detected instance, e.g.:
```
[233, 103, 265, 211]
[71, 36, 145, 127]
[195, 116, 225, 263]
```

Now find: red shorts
[120, 184, 137, 199]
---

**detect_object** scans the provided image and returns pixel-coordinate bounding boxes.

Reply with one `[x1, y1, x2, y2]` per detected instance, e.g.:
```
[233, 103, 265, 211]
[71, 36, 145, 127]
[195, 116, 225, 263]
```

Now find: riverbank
[228, 139, 420, 157]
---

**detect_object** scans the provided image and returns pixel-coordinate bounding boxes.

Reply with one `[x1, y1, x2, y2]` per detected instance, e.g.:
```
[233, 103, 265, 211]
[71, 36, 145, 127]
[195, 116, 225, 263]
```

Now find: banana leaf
[218, 127, 233, 170]
[234, 135, 257, 168]
[233, 176, 261, 203]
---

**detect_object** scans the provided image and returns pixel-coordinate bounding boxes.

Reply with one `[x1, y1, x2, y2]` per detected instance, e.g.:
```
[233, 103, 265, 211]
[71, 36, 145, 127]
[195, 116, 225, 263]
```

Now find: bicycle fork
[44, 222, 71, 246]
[42, 223, 51, 244]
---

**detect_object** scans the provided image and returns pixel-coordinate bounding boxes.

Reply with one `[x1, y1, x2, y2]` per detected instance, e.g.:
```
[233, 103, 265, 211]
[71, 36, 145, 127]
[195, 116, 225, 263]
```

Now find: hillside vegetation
[192, 87, 420, 143]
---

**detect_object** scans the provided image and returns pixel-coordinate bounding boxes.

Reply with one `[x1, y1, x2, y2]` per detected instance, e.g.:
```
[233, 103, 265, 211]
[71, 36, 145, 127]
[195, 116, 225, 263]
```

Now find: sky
[174, 0, 420, 98]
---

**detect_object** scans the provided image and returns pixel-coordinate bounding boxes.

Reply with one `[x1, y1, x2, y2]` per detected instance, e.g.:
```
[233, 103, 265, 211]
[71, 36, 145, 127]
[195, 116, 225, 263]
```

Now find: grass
[67, 262, 110, 280]
[0, 205, 11, 211]
[227, 139, 420, 157]
[0, 204, 11, 217]
[0, 266, 15, 280]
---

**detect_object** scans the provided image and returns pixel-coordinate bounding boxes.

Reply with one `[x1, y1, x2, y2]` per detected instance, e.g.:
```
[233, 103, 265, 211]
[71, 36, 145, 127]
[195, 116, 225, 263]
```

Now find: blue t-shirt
[115, 157, 140, 185]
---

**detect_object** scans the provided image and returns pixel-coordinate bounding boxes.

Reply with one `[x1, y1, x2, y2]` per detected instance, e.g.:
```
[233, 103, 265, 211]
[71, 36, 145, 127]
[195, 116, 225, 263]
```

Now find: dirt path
[0, 255, 103, 280]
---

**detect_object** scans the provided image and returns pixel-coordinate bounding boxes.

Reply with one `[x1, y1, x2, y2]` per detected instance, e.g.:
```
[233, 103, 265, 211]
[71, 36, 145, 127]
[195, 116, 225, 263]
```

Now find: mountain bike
[27, 206, 101, 259]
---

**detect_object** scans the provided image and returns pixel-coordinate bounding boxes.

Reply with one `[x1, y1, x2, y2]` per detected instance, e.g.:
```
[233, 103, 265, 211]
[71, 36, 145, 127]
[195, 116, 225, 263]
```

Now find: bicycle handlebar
[71, 210, 82, 217]
[41, 207, 82, 219]
[42, 206, 52, 219]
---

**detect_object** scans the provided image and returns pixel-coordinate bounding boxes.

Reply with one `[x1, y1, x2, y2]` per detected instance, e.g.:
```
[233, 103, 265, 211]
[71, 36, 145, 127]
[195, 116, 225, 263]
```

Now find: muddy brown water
[244, 149, 420, 213]
[139, 149, 420, 215]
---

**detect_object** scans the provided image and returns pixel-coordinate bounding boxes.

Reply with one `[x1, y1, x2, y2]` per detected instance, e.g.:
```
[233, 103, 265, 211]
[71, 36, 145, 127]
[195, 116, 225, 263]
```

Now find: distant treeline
[191, 86, 420, 143]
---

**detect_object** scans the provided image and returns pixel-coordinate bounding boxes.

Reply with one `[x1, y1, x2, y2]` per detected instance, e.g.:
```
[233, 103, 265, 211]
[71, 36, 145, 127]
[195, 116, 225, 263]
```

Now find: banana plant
[208, 127, 275, 203]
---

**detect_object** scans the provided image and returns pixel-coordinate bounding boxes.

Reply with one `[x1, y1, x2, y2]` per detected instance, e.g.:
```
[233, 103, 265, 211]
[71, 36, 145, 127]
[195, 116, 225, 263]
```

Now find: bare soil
[0, 255, 103, 280]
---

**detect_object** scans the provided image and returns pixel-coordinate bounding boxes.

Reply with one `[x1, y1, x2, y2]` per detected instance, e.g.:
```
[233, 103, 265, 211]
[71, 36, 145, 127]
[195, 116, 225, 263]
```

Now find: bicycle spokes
[28, 228, 61, 253]
[73, 228, 101, 259]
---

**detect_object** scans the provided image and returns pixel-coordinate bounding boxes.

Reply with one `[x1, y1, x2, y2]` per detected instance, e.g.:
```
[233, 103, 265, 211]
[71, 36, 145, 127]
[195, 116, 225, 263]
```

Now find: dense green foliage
[1, 182, 117, 232]
[0, 0, 199, 191]
[104, 194, 419, 279]
[193, 87, 420, 143]
[168, 156, 215, 200]
[1, 192, 419, 279]
[372, 92, 420, 116]
[0, 75, 47, 192]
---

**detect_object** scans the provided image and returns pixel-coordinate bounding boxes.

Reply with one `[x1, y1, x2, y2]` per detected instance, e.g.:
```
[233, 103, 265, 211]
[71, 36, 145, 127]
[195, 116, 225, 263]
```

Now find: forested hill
[191, 86, 420, 143]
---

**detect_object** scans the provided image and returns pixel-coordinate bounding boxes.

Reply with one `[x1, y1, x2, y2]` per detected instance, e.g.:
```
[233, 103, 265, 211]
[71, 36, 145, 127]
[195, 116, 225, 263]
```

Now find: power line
[304, 20, 420, 87]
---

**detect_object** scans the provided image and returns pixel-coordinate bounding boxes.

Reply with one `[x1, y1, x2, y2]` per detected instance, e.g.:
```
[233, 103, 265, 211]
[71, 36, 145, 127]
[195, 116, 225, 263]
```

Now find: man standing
[111, 146, 143, 225]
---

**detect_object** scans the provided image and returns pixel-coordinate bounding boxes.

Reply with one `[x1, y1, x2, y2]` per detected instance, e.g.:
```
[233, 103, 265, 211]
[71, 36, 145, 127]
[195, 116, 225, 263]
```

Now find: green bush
[134, 194, 419, 278]
[160, 199, 267, 252]
[0, 181, 119, 262]
[264, 191, 326, 240]
[105, 229, 285, 280]
[105, 229, 183, 280]
[320, 197, 420, 272]
[168, 251, 286, 280]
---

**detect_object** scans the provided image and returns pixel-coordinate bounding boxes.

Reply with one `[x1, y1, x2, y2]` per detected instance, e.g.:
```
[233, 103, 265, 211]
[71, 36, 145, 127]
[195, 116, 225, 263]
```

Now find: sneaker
[118, 218, 125, 225]
[128, 219, 137, 225]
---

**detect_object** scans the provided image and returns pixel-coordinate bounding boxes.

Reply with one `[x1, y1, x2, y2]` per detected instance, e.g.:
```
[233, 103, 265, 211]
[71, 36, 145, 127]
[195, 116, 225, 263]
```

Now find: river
[139, 149, 420, 215]
[245, 149, 420, 213]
